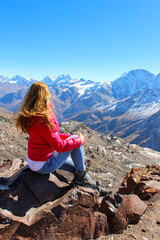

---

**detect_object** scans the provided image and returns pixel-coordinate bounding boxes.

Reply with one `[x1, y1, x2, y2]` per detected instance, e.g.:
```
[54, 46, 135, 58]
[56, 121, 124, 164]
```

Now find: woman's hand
[78, 132, 86, 145]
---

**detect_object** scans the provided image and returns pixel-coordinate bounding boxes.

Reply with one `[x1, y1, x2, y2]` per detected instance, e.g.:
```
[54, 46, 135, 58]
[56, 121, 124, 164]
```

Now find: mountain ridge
[0, 69, 160, 151]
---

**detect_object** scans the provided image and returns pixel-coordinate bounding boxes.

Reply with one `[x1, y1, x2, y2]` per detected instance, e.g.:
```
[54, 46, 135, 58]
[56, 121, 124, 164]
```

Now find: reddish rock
[0, 168, 108, 240]
[118, 176, 138, 195]
[99, 198, 116, 216]
[78, 187, 99, 209]
[118, 165, 160, 200]
[136, 181, 160, 200]
[93, 212, 109, 238]
[13, 212, 58, 240]
[14, 205, 109, 240]
[0, 163, 158, 239]
[109, 194, 147, 233]
[0, 221, 20, 240]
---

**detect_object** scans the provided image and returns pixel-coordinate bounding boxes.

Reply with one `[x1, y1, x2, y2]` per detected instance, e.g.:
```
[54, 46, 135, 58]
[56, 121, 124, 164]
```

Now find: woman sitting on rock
[15, 81, 96, 188]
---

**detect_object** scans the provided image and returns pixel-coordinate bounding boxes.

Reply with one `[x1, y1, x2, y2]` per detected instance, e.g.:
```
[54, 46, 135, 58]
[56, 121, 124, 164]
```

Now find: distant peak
[9, 75, 34, 84]
[79, 78, 86, 82]
[42, 76, 56, 86]
[0, 75, 8, 78]
[43, 76, 55, 81]
[56, 74, 71, 80]
[11, 75, 23, 79]
[0, 75, 10, 83]
[120, 69, 155, 78]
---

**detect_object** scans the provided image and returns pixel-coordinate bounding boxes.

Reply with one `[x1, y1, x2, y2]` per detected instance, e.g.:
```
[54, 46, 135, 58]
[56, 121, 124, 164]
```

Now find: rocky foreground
[0, 109, 160, 239]
[0, 160, 160, 240]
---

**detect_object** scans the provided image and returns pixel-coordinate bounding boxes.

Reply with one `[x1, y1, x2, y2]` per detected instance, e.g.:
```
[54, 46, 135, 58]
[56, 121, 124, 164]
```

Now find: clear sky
[0, 0, 160, 82]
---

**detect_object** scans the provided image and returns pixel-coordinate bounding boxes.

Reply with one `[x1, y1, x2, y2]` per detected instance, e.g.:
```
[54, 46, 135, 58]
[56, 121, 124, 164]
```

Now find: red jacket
[27, 113, 82, 162]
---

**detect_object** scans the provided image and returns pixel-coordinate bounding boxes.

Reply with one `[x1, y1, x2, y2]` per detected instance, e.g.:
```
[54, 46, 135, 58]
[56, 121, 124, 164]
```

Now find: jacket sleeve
[59, 133, 72, 140]
[38, 122, 82, 152]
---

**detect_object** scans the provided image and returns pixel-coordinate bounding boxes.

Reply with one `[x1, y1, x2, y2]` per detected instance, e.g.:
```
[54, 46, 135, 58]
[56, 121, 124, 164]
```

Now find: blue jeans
[37, 135, 86, 174]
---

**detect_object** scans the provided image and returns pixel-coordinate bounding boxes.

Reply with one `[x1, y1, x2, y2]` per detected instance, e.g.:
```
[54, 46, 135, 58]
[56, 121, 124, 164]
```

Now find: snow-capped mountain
[0, 75, 35, 85]
[111, 69, 156, 99]
[0, 69, 160, 151]
[42, 74, 104, 98]
[98, 88, 160, 119]
[0, 75, 10, 83]
[42, 76, 56, 86]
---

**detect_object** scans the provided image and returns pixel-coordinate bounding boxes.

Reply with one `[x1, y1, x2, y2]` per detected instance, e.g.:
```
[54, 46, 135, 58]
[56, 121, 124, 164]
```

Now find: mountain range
[0, 69, 160, 151]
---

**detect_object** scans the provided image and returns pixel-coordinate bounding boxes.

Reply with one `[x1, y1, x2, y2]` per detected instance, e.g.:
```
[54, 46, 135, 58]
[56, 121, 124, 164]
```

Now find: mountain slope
[1, 106, 160, 194]
[111, 69, 156, 99]
[127, 110, 160, 150]
[66, 86, 160, 151]
[0, 69, 160, 151]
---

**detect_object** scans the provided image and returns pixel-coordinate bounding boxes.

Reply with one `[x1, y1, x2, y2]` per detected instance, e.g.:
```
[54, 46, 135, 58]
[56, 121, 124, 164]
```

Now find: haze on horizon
[0, 0, 160, 82]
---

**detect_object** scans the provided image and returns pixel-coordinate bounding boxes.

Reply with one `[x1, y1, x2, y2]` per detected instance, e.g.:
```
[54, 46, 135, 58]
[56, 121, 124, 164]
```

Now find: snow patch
[9, 80, 17, 84]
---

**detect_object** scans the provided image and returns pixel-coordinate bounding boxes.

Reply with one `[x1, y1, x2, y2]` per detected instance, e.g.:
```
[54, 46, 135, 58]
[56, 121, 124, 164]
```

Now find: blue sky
[0, 0, 160, 82]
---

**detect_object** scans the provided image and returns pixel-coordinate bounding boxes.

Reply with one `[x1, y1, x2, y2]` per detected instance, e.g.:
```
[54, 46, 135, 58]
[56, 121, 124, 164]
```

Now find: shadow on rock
[0, 168, 71, 217]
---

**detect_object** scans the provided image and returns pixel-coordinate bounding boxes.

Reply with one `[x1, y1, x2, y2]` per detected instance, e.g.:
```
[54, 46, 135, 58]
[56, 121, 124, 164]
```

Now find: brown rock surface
[14, 205, 109, 240]
[118, 165, 160, 200]
[0, 160, 160, 239]
[109, 194, 147, 233]
[97, 192, 160, 240]
[0, 162, 109, 240]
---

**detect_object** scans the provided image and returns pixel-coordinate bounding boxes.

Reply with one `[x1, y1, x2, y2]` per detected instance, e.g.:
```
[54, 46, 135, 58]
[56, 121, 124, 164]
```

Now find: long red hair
[15, 81, 54, 133]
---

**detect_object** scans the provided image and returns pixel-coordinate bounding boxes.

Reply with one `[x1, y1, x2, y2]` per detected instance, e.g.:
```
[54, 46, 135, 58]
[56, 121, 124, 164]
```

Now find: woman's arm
[59, 133, 71, 140]
[38, 122, 82, 152]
